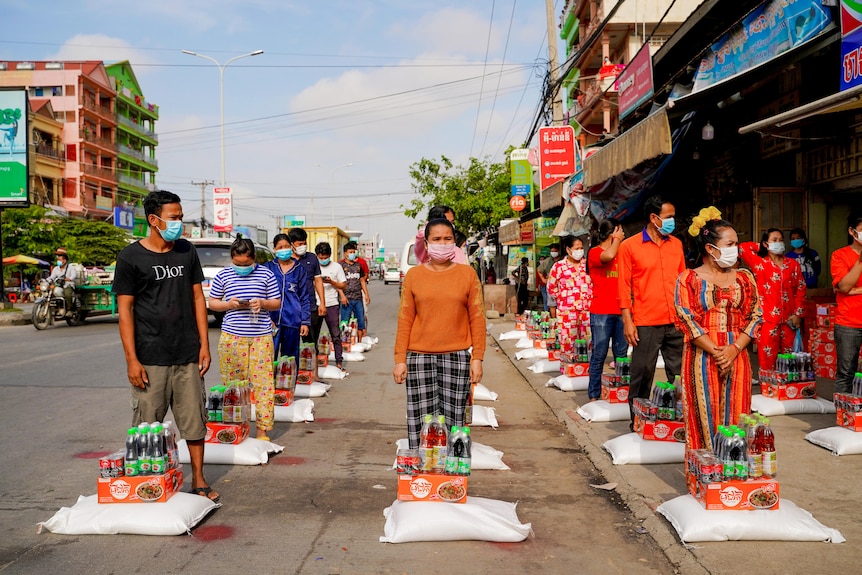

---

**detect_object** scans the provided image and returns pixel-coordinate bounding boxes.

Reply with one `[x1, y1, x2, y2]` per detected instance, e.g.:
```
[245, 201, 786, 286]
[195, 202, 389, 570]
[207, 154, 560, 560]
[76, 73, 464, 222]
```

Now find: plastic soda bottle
[124, 428, 140, 477]
[137, 422, 152, 475]
[458, 426, 472, 476]
[419, 415, 434, 471]
[432, 415, 448, 473]
[317, 332, 331, 356]
[761, 418, 777, 478]
[445, 426, 461, 474]
[149, 423, 166, 474]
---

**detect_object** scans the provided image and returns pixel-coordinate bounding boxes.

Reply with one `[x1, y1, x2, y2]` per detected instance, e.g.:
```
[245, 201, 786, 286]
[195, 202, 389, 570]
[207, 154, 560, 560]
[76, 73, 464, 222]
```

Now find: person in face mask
[339, 241, 370, 340]
[209, 235, 282, 440]
[113, 190, 218, 502]
[287, 228, 326, 380]
[786, 228, 821, 288]
[263, 233, 311, 365]
[393, 218, 486, 449]
[830, 212, 862, 394]
[739, 228, 806, 371]
[47, 247, 78, 315]
[617, 195, 686, 431]
[547, 235, 593, 361]
[675, 208, 762, 451]
[537, 243, 562, 317]
[313, 242, 348, 371]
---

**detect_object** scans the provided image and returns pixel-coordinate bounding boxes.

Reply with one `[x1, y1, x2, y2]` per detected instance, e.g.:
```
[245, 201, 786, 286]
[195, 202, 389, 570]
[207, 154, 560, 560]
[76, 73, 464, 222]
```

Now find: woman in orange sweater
[393, 218, 486, 448]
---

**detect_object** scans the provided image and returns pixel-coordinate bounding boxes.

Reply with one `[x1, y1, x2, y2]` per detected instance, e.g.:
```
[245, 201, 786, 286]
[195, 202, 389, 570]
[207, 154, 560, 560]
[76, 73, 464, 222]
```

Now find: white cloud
[48, 35, 160, 73]
[388, 7, 501, 57]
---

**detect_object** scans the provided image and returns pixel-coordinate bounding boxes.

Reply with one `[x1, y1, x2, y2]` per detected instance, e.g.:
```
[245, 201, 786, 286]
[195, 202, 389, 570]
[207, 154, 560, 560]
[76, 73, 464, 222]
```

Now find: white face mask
[549, 251, 559, 258]
[570, 249, 584, 261]
[294, 245, 307, 256]
[855, 230, 862, 244]
[767, 241, 785, 255]
[709, 244, 738, 269]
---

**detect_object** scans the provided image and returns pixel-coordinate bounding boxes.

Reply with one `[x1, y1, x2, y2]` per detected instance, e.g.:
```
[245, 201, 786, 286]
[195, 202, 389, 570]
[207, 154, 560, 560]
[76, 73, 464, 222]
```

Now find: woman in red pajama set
[739, 228, 806, 371]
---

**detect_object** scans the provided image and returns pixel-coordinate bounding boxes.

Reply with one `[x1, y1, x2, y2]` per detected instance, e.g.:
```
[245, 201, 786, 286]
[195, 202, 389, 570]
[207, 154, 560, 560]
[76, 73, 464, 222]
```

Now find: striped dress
[674, 268, 762, 451]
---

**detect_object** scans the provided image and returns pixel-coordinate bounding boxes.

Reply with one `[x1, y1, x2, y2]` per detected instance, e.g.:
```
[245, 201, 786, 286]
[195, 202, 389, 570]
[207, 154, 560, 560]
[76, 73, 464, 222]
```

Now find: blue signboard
[841, 28, 862, 90]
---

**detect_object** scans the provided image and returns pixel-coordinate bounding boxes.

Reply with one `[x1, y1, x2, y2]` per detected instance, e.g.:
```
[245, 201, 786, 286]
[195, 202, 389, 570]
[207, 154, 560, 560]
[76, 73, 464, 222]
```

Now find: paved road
[0, 279, 675, 574]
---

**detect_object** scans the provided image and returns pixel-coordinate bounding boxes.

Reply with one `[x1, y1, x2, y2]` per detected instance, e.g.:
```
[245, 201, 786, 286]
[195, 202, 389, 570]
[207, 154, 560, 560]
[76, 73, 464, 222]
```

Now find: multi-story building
[0, 60, 117, 217]
[28, 99, 65, 208]
[559, 1, 699, 147]
[105, 61, 159, 206]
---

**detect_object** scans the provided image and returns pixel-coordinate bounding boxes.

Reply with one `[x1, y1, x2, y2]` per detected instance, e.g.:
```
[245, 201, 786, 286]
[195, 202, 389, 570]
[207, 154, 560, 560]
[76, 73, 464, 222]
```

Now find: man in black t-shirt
[113, 190, 218, 503]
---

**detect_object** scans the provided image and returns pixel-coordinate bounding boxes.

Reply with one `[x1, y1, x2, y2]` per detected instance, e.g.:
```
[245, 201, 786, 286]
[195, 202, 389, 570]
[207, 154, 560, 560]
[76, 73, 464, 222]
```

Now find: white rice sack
[274, 398, 315, 422]
[515, 337, 533, 349]
[393, 438, 509, 471]
[472, 383, 498, 401]
[294, 381, 331, 398]
[657, 495, 845, 543]
[805, 426, 862, 455]
[527, 359, 561, 374]
[751, 395, 835, 416]
[380, 497, 532, 543]
[330, 350, 365, 362]
[602, 432, 685, 465]
[471, 405, 498, 428]
[37, 493, 219, 536]
[178, 437, 285, 465]
[499, 329, 527, 340]
[656, 351, 665, 369]
[576, 400, 630, 422]
[318, 365, 347, 380]
[514, 348, 548, 360]
[545, 374, 589, 392]
[361, 335, 379, 346]
[351, 342, 371, 353]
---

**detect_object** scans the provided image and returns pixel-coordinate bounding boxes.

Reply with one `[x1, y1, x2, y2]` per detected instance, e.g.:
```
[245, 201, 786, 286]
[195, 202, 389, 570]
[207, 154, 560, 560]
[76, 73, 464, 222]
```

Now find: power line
[469, 0, 497, 158]
[480, 0, 518, 158]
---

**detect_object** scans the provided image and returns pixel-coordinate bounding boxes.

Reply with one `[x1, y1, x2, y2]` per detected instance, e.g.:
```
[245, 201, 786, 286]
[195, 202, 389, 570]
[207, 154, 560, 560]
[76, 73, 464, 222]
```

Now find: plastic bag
[498, 329, 527, 340]
[793, 328, 804, 353]
[470, 405, 498, 428]
[805, 426, 862, 455]
[546, 375, 589, 392]
[750, 395, 835, 416]
[472, 383, 498, 401]
[178, 437, 284, 465]
[602, 432, 685, 464]
[576, 400, 630, 422]
[527, 359, 561, 374]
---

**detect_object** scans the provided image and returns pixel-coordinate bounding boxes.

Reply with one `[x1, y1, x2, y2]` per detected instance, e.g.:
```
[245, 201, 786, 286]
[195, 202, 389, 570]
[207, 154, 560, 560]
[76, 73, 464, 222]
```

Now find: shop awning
[738, 83, 862, 134]
[498, 219, 521, 245]
[583, 107, 672, 188]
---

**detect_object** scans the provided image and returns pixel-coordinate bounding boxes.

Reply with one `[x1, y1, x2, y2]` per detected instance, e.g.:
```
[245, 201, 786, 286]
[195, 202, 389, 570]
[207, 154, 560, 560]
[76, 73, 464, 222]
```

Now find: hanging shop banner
[0, 89, 29, 208]
[213, 187, 233, 233]
[618, 44, 655, 120]
[114, 206, 135, 231]
[841, 27, 862, 90]
[538, 126, 577, 191]
[510, 148, 532, 196]
[842, 0, 862, 37]
[692, 0, 832, 94]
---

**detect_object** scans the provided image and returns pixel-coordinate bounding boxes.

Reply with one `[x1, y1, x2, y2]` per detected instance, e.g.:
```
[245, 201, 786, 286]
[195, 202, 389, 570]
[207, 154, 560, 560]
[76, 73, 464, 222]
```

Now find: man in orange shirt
[831, 212, 862, 394]
[617, 196, 686, 430]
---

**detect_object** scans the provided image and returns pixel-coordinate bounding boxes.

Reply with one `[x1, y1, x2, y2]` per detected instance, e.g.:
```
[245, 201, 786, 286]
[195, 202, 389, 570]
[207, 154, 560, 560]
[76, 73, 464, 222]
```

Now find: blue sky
[5, 0, 558, 255]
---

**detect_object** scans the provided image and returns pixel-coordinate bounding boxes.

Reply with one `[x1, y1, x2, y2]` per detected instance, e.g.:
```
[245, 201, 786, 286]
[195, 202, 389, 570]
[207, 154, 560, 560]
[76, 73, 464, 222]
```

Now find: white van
[399, 239, 417, 293]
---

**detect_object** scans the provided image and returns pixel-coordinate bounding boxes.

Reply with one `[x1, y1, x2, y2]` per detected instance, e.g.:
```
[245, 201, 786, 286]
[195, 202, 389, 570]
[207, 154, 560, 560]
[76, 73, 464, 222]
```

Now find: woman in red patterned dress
[738, 229, 806, 371]
[675, 209, 762, 451]
[547, 235, 593, 355]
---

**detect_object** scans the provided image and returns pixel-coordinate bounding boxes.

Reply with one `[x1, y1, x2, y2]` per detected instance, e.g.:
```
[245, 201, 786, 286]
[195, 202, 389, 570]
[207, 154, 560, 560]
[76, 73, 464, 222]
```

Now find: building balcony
[117, 86, 159, 119]
[79, 130, 117, 154]
[117, 115, 158, 143]
[117, 172, 157, 193]
[81, 163, 117, 183]
[31, 143, 64, 161]
[81, 98, 116, 124]
[117, 143, 158, 168]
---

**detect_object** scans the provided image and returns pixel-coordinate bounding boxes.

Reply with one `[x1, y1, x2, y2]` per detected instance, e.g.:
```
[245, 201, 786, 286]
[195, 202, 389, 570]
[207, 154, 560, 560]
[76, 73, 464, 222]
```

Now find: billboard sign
[509, 148, 532, 196]
[282, 215, 306, 228]
[842, 27, 862, 90]
[842, 0, 862, 37]
[114, 206, 135, 231]
[213, 187, 233, 233]
[0, 89, 29, 207]
[538, 126, 577, 191]
[618, 44, 655, 119]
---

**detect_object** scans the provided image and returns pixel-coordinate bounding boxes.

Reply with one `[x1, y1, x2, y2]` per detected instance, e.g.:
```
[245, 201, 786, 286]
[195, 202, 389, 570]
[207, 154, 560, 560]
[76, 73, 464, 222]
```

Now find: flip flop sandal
[190, 486, 221, 503]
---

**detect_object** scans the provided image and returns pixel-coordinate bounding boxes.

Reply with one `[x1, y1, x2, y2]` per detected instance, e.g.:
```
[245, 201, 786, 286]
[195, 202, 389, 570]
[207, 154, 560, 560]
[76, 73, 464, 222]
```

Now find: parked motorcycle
[31, 278, 85, 329]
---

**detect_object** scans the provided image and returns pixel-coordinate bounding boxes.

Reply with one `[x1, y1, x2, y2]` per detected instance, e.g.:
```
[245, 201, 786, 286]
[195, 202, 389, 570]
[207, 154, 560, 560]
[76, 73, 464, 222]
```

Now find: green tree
[404, 155, 513, 236]
[56, 218, 131, 266]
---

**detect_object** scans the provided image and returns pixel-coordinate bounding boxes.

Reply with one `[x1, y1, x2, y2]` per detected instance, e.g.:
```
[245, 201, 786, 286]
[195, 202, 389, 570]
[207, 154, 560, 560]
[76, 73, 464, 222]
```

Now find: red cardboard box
[813, 351, 837, 366]
[808, 327, 835, 343]
[601, 385, 629, 403]
[535, 338, 556, 349]
[205, 422, 249, 444]
[809, 339, 836, 356]
[561, 362, 589, 377]
[634, 416, 685, 442]
[816, 303, 836, 317]
[837, 410, 862, 432]
[396, 473, 468, 503]
[761, 381, 817, 400]
[694, 478, 780, 511]
[273, 389, 294, 406]
[317, 354, 329, 368]
[97, 466, 183, 504]
[816, 365, 837, 379]
[549, 347, 561, 361]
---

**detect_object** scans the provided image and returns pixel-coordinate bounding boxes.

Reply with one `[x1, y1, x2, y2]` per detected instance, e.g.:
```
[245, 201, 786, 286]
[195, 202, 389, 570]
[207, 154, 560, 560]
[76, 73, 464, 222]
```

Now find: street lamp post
[181, 49, 264, 187]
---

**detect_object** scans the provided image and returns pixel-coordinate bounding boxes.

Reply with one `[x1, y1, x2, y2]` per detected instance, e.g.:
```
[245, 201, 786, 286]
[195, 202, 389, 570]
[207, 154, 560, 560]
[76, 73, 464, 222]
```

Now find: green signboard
[0, 89, 29, 207]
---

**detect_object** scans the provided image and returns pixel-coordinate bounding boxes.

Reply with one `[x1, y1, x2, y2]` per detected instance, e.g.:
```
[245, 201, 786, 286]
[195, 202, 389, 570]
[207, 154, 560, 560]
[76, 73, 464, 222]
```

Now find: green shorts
[131, 362, 207, 441]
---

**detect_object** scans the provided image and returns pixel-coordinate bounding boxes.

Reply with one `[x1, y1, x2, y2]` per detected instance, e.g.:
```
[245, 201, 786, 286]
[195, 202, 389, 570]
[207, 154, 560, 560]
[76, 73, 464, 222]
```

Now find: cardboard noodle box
[534, 338, 556, 349]
[601, 384, 629, 403]
[691, 477, 780, 511]
[836, 409, 862, 432]
[634, 416, 685, 443]
[317, 354, 329, 367]
[97, 466, 183, 504]
[761, 381, 817, 401]
[205, 422, 249, 445]
[549, 348, 561, 361]
[273, 389, 294, 407]
[396, 473, 468, 504]
[562, 362, 589, 377]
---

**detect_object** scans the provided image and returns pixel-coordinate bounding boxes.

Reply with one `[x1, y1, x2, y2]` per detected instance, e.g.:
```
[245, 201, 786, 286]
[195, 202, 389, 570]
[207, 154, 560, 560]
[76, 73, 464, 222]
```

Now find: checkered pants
[406, 350, 471, 448]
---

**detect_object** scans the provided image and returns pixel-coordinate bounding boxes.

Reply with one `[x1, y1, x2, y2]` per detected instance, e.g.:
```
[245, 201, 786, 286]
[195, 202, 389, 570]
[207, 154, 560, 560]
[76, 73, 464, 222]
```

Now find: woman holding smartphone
[209, 236, 281, 440]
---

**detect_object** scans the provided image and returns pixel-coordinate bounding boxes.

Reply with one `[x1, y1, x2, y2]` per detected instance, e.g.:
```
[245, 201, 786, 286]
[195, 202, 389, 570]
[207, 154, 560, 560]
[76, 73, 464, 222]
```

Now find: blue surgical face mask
[56, 259, 63, 267]
[318, 258, 331, 266]
[657, 216, 675, 236]
[232, 264, 255, 276]
[154, 216, 183, 242]
[275, 249, 293, 261]
[790, 239, 805, 249]
[347, 253, 357, 261]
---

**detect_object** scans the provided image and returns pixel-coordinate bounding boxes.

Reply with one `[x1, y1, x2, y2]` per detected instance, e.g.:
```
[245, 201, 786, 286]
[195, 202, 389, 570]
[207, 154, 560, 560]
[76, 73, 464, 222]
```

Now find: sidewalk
[0, 302, 32, 326]
[490, 318, 860, 573]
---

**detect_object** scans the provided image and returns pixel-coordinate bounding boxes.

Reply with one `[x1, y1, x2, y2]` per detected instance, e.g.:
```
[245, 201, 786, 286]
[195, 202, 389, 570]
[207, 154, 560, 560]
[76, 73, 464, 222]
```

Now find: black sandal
[190, 486, 221, 503]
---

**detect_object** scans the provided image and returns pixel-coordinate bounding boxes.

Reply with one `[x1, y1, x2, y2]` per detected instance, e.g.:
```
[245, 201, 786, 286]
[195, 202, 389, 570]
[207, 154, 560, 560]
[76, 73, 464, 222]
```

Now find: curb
[489, 321, 709, 575]
[0, 309, 30, 327]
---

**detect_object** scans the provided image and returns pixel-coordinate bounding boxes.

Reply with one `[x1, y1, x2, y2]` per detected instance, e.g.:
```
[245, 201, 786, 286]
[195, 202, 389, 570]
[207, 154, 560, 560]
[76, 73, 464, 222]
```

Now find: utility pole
[191, 180, 214, 236]
[545, 0, 564, 126]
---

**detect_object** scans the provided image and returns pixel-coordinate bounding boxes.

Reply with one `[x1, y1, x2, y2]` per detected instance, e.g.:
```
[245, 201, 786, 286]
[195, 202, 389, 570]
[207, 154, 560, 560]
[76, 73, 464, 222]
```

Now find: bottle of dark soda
[149, 423, 166, 475]
[459, 427, 472, 476]
[124, 428, 140, 477]
[137, 422, 152, 475]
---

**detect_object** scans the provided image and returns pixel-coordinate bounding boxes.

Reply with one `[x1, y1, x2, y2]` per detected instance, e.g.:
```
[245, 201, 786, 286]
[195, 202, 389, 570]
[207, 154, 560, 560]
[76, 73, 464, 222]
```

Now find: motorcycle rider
[47, 248, 77, 316]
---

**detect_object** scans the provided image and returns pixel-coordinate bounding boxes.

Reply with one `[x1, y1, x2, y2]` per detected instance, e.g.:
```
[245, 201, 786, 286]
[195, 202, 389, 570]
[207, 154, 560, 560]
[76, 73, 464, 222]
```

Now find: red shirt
[831, 245, 862, 328]
[738, 243, 806, 325]
[588, 246, 621, 315]
[617, 229, 686, 326]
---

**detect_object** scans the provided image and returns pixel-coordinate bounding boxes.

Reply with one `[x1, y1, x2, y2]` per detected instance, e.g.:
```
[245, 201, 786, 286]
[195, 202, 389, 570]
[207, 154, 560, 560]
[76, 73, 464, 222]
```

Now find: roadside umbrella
[2, 254, 50, 266]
